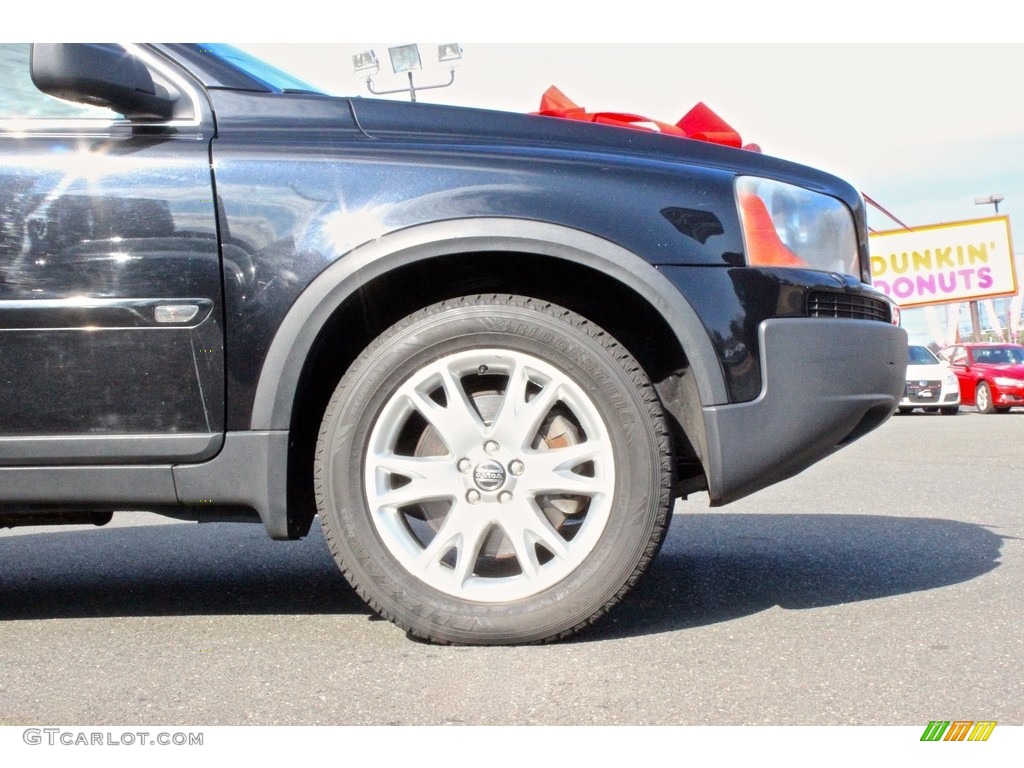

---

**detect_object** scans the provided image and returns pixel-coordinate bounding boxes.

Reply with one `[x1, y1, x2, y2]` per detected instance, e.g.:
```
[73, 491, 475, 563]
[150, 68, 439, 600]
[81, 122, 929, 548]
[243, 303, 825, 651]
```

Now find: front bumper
[993, 384, 1024, 407]
[702, 317, 907, 505]
[899, 381, 960, 409]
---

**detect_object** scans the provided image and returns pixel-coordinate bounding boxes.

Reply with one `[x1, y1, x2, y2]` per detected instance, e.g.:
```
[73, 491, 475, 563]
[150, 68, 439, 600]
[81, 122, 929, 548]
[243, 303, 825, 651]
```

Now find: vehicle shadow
[0, 512, 1007, 635]
[585, 512, 1007, 642]
[0, 521, 368, 619]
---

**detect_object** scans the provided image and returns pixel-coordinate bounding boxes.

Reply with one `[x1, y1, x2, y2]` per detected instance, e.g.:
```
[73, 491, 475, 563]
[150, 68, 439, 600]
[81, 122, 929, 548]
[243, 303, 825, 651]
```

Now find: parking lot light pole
[967, 195, 1006, 341]
[975, 193, 1005, 214]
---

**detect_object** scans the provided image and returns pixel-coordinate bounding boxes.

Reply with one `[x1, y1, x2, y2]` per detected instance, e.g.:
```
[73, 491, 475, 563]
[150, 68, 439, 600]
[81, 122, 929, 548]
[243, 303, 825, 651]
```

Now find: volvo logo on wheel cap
[473, 460, 507, 491]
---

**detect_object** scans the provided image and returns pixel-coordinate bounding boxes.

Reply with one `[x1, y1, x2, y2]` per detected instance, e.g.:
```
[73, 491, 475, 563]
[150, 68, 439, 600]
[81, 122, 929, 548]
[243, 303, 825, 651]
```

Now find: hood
[206, 88, 865, 218]
[977, 362, 1024, 376]
[906, 362, 949, 378]
[348, 96, 847, 185]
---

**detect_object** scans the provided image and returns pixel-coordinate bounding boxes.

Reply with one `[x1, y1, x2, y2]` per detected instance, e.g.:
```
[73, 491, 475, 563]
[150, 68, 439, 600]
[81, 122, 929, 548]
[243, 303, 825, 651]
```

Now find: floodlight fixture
[352, 50, 379, 75]
[388, 44, 422, 74]
[438, 44, 463, 63]
[356, 43, 463, 102]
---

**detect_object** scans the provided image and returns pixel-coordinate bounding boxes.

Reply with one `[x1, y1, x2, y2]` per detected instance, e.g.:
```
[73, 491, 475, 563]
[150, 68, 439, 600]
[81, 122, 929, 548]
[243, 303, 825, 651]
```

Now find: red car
[939, 343, 1024, 413]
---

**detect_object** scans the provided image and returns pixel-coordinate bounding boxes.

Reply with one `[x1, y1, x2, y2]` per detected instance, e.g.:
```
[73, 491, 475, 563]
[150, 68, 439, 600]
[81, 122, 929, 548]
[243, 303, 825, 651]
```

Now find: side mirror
[30, 43, 175, 120]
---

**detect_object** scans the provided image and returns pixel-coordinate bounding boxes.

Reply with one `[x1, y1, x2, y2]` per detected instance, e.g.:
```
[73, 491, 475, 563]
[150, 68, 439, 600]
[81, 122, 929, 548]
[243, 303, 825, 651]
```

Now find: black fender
[250, 217, 729, 433]
[229, 218, 731, 537]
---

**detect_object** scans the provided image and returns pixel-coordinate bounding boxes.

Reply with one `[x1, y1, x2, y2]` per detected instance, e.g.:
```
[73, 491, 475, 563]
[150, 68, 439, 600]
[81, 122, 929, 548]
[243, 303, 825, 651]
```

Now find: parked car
[898, 345, 960, 415]
[939, 343, 1024, 413]
[0, 43, 907, 644]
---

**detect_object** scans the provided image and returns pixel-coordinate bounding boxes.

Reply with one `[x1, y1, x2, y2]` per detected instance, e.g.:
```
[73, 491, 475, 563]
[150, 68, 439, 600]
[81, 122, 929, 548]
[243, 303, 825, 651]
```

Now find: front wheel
[976, 382, 996, 414]
[314, 295, 674, 644]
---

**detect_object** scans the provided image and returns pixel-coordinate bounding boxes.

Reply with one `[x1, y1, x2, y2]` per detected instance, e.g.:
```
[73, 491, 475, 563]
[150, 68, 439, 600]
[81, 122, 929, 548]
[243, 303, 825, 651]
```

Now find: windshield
[200, 44, 326, 94]
[908, 346, 940, 365]
[973, 346, 1024, 365]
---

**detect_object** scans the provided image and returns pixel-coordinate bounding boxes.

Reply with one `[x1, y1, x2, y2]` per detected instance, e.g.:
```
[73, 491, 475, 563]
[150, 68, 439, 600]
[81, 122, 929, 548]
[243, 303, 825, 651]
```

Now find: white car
[898, 345, 960, 415]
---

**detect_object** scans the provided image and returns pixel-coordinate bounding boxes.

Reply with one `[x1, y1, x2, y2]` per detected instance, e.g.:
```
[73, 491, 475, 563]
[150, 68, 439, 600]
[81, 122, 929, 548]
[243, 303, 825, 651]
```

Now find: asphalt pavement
[0, 409, 1021, 726]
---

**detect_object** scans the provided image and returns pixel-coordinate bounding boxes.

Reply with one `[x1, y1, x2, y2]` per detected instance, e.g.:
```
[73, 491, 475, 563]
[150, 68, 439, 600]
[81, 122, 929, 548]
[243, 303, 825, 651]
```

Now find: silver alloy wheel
[364, 348, 615, 602]
[976, 382, 993, 413]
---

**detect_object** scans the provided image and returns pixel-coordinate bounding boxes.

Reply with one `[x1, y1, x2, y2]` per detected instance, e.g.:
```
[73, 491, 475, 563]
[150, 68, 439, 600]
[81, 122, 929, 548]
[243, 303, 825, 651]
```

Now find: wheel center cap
[473, 460, 507, 491]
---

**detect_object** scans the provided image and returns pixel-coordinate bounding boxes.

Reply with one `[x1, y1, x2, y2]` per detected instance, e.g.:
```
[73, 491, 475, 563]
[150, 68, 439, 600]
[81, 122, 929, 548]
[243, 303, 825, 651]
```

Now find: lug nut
[466, 490, 482, 504]
[509, 459, 525, 476]
[457, 458, 472, 473]
[484, 440, 500, 455]
[498, 491, 513, 504]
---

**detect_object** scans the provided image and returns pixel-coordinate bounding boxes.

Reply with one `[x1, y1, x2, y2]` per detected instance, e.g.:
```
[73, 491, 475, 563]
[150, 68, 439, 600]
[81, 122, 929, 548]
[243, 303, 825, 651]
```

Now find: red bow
[535, 86, 759, 152]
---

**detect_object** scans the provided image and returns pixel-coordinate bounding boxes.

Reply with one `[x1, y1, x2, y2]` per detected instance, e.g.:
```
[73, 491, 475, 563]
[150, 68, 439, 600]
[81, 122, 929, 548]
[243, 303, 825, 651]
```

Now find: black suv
[0, 44, 907, 644]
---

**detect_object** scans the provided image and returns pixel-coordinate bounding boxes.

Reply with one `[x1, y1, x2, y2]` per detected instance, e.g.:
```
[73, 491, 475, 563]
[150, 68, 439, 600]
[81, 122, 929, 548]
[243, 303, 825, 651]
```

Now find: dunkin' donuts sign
[869, 216, 1016, 308]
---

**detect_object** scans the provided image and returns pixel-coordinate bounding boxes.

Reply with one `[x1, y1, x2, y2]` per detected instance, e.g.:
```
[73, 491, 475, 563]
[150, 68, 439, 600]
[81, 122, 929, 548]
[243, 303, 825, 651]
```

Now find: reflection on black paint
[660, 207, 724, 245]
[0, 133, 224, 442]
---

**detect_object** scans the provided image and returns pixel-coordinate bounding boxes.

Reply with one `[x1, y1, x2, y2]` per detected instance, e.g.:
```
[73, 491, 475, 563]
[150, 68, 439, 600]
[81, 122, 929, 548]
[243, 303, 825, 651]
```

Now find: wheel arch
[249, 218, 726, 536]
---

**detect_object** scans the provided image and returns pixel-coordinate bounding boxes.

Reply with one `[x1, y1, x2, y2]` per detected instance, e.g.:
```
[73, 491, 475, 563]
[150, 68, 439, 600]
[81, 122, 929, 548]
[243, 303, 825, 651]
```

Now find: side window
[951, 348, 967, 366]
[0, 43, 116, 120]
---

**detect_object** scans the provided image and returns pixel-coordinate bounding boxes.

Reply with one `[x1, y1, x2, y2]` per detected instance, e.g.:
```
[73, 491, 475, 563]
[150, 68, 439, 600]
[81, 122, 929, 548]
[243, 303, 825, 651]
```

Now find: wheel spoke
[402, 366, 484, 454]
[502, 503, 572, 576]
[370, 454, 457, 508]
[450, 514, 493, 586]
[413, 507, 493, 588]
[522, 439, 612, 496]
[439, 364, 487, 437]
[535, 472, 606, 496]
[490, 364, 562, 448]
[412, 511, 461, 570]
[505, 524, 540, 580]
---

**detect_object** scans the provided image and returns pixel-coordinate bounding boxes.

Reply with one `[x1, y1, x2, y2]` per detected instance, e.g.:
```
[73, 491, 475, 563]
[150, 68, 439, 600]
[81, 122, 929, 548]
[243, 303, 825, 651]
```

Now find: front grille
[807, 292, 891, 323]
[905, 380, 941, 403]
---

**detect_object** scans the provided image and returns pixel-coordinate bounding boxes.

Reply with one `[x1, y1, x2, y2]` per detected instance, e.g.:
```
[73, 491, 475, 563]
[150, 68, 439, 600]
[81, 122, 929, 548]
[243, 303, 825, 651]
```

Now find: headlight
[993, 376, 1023, 388]
[736, 177, 858, 276]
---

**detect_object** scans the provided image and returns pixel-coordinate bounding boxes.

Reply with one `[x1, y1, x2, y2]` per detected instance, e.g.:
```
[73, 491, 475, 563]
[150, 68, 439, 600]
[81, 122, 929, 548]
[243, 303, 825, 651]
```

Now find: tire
[941, 406, 959, 416]
[896, 407, 912, 415]
[976, 382, 996, 414]
[314, 295, 674, 645]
